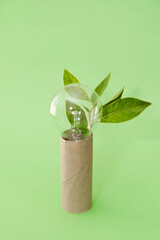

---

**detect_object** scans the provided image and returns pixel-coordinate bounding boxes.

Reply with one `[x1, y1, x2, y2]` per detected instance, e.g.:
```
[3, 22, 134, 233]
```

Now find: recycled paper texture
[61, 134, 93, 213]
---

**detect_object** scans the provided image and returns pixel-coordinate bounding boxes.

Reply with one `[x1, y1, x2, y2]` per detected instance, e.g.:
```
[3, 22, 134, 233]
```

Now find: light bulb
[50, 83, 102, 141]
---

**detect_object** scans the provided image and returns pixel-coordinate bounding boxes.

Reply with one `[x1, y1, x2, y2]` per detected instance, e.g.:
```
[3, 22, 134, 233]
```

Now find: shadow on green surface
[93, 141, 124, 204]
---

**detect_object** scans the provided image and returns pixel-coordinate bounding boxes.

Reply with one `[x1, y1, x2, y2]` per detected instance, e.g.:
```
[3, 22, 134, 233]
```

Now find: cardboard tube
[61, 134, 93, 213]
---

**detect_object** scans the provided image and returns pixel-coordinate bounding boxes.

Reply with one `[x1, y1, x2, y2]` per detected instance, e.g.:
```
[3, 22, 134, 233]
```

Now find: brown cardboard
[61, 134, 93, 213]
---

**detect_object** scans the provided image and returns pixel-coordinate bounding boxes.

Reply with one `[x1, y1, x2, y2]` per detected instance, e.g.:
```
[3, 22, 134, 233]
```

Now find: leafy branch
[63, 69, 151, 134]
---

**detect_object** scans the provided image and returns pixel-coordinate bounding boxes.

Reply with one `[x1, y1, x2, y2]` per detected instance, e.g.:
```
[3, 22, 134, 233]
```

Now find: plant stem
[88, 111, 91, 131]
[90, 106, 96, 130]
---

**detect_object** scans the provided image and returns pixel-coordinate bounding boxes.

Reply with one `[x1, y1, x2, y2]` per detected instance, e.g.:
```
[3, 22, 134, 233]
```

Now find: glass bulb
[50, 83, 102, 141]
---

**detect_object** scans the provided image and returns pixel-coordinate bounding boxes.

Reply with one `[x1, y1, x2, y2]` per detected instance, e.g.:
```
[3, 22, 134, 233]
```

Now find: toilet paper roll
[61, 134, 93, 213]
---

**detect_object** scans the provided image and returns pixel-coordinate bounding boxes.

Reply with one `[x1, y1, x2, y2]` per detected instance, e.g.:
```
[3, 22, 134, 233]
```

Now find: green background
[0, 0, 159, 239]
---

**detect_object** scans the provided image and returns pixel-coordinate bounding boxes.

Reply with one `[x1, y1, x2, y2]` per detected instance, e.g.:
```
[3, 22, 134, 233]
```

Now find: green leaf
[101, 97, 151, 123]
[63, 69, 80, 85]
[90, 92, 99, 106]
[65, 84, 90, 101]
[103, 87, 124, 107]
[94, 72, 111, 97]
[66, 100, 88, 134]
